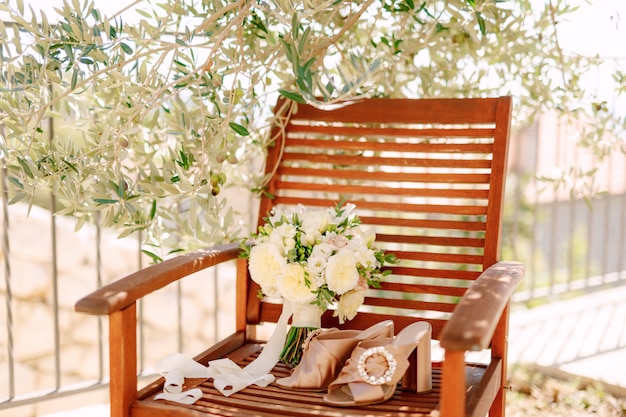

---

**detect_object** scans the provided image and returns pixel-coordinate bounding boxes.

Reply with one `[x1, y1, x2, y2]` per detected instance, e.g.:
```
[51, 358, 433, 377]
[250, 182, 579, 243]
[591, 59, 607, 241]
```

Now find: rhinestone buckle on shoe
[357, 346, 397, 385]
[301, 328, 326, 350]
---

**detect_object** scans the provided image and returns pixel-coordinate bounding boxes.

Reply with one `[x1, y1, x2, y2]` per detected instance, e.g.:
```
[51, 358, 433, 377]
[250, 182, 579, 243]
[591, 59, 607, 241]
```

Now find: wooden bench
[76, 96, 524, 417]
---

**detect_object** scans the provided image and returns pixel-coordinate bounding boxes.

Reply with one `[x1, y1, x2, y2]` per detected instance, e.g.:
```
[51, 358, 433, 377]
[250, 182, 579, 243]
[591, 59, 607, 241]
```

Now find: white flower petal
[325, 248, 359, 295]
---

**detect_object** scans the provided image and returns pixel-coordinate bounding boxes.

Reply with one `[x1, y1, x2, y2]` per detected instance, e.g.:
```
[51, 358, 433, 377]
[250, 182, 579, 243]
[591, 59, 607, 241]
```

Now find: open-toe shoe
[275, 320, 394, 392]
[323, 321, 431, 407]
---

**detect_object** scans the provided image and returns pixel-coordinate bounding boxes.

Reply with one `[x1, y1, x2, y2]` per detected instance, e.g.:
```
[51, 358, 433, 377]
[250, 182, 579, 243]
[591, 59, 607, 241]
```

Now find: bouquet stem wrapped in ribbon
[241, 202, 396, 367]
[279, 302, 323, 367]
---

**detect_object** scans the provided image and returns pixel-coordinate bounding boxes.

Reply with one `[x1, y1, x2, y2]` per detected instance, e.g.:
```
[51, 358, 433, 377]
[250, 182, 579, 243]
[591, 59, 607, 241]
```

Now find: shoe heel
[400, 347, 417, 391]
[400, 325, 432, 393]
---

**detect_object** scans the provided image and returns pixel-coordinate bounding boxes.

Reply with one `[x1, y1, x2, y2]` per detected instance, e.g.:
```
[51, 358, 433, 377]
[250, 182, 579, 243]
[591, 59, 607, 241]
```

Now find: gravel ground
[507, 365, 626, 417]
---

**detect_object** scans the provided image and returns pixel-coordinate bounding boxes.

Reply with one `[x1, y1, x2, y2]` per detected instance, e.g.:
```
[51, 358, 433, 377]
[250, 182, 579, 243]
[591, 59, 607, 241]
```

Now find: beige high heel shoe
[275, 320, 394, 392]
[323, 321, 431, 407]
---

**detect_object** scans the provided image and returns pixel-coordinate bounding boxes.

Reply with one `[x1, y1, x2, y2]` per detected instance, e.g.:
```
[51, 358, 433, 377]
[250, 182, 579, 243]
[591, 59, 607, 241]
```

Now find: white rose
[303, 208, 331, 232]
[269, 222, 297, 255]
[349, 226, 376, 245]
[345, 233, 378, 268]
[248, 242, 284, 297]
[276, 263, 318, 303]
[334, 288, 366, 324]
[311, 242, 334, 259]
[354, 247, 378, 269]
[307, 254, 327, 287]
[269, 228, 285, 253]
[325, 248, 359, 295]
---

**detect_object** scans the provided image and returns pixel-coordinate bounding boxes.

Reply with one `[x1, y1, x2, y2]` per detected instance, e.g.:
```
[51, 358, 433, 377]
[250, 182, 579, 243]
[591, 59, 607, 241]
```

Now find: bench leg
[109, 304, 137, 417]
[441, 350, 466, 417]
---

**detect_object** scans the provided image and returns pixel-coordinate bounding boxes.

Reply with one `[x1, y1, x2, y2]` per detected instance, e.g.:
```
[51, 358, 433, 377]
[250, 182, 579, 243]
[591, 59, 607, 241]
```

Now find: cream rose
[325, 248, 359, 295]
[334, 288, 366, 324]
[276, 263, 318, 303]
[248, 242, 284, 297]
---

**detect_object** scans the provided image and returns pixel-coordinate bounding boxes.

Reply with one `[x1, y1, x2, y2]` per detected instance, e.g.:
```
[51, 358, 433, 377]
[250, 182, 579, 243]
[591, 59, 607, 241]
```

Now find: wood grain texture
[439, 261, 525, 351]
[440, 350, 466, 417]
[110, 306, 137, 417]
[131, 342, 482, 417]
[74, 96, 522, 417]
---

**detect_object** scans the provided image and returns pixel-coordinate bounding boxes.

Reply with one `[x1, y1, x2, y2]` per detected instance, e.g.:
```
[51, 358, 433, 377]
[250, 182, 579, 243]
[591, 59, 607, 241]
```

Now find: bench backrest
[246, 96, 512, 340]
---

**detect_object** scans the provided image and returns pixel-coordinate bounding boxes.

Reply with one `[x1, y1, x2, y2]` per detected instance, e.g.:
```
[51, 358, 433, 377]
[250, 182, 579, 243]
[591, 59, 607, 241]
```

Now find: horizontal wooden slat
[375, 233, 485, 248]
[255, 304, 450, 340]
[360, 216, 487, 232]
[289, 97, 501, 124]
[379, 281, 468, 297]
[389, 267, 482, 280]
[287, 124, 496, 139]
[285, 137, 495, 153]
[282, 152, 493, 169]
[391, 250, 484, 265]
[276, 181, 491, 199]
[277, 166, 492, 184]
[274, 197, 488, 216]
[333, 312, 450, 340]
[364, 296, 458, 313]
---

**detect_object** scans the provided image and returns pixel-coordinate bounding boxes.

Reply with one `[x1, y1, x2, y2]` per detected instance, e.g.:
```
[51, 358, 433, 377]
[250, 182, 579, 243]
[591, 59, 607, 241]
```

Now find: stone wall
[0, 202, 238, 416]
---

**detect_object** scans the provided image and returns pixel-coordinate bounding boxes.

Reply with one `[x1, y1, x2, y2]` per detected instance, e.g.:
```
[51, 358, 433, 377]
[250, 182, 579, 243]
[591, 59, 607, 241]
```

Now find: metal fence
[507, 107, 626, 303]
[0, 182, 241, 414]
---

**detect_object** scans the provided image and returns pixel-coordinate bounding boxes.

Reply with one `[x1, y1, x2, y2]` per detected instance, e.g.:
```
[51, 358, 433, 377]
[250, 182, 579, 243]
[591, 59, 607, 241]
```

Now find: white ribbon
[206, 358, 275, 396]
[154, 388, 203, 404]
[206, 300, 294, 396]
[157, 352, 209, 394]
[289, 302, 323, 328]
[154, 300, 300, 403]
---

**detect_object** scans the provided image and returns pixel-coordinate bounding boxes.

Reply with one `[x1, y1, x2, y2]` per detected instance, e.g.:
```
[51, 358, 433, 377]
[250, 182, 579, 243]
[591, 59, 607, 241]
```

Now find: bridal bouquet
[240, 202, 396, 366]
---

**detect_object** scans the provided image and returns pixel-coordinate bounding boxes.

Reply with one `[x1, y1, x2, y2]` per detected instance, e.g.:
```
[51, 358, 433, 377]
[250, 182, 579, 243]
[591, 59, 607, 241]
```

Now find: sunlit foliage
[0, 0, 623, 252]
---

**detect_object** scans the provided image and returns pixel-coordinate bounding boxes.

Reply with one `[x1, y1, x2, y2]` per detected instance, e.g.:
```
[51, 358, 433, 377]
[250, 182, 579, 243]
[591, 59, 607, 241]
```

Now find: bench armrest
[439, 261, 525, 352]
[75, 242, 242, 316]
